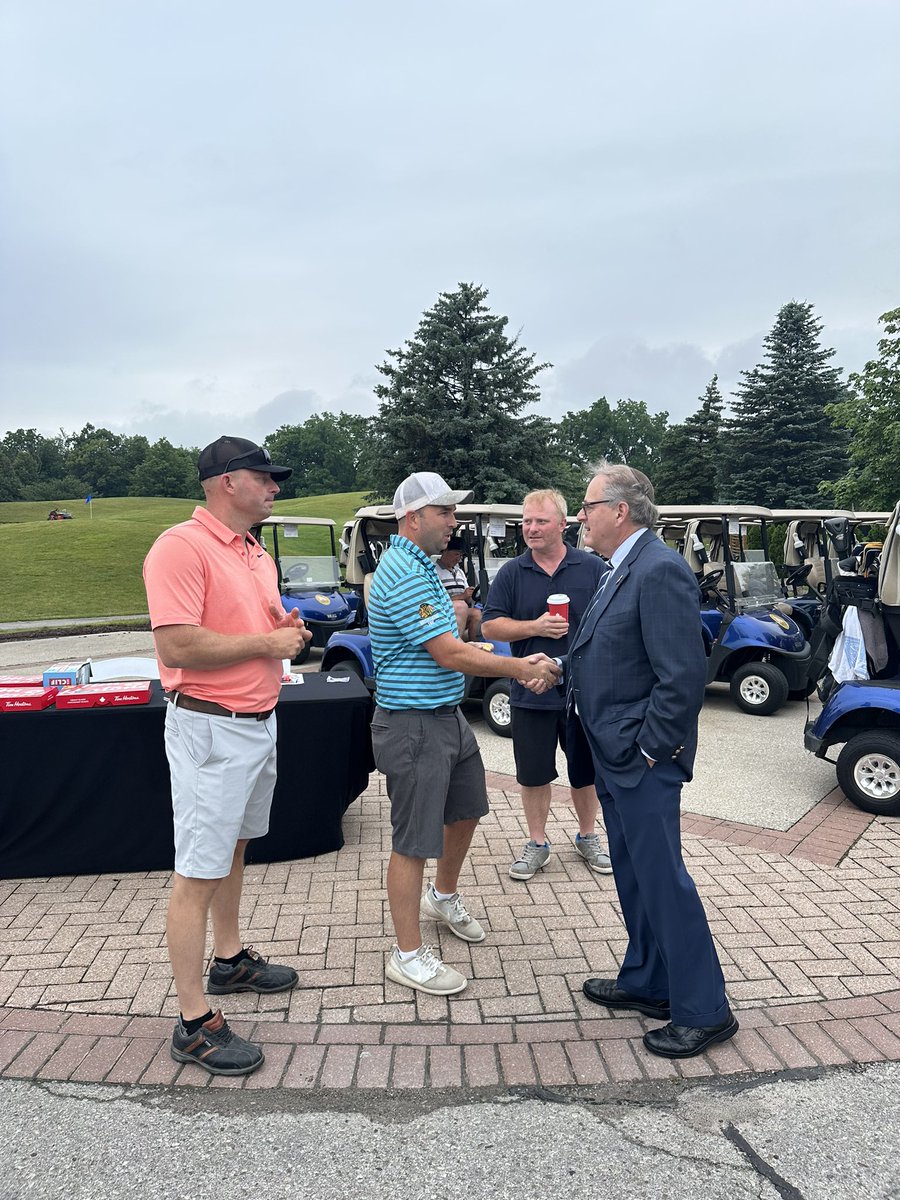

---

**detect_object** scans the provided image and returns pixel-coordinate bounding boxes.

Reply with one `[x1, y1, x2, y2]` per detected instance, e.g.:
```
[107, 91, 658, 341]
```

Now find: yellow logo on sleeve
[418, 603, 435, 620]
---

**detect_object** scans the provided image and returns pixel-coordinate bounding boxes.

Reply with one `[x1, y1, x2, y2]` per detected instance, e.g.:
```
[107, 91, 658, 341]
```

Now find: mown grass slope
[0, 492, 369, 621]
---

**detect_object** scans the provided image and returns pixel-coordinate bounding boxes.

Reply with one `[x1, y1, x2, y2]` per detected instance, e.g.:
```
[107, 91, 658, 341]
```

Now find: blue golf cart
[320, 503, 522, 734]
[656, 505, 813, 715]
[257, 516, 358, 665]
[805, 505, 900, 815]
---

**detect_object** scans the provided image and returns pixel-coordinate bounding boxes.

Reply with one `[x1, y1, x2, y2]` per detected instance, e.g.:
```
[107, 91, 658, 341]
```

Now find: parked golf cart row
[258, 500, 900, 817]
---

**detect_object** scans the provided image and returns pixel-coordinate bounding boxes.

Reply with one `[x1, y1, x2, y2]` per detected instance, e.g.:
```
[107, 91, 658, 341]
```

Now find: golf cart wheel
[483, 680, 512, 737]
[729, 661, 789, 716]
[836, 732, 900, 816]
[292, 640, 312, 666]
[323, 656, 364, 681]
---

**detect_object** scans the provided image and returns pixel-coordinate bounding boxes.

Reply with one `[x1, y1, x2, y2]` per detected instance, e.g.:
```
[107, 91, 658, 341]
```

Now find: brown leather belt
[165, 691, 275, 721]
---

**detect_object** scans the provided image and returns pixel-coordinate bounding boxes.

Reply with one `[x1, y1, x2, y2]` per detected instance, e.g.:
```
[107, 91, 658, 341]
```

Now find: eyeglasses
[580, 497, 617, 515]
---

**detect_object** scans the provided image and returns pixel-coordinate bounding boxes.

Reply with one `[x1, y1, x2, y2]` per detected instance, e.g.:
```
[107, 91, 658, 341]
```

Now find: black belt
[420, 704, 458, 716]
[165, 692, 275, 721]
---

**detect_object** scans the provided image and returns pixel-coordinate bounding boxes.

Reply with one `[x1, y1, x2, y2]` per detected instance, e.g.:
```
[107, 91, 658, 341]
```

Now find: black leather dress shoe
[582, 978, 671, 1020]
[642, 1012, 739, 1058]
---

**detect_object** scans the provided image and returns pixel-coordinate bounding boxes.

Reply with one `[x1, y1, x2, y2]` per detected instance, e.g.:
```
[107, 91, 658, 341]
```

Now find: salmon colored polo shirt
[143, 506, 283, 712]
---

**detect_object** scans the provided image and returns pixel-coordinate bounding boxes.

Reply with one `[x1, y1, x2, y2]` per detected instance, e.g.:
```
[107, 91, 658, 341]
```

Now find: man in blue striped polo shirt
[369, 472, 562, 997]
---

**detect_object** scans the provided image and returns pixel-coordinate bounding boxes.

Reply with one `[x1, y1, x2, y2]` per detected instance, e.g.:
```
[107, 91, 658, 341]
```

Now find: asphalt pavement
[2, 1063, 898, 1199]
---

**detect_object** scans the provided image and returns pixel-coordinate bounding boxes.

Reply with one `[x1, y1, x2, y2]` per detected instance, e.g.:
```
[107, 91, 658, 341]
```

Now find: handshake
[520, 652, 562, 695]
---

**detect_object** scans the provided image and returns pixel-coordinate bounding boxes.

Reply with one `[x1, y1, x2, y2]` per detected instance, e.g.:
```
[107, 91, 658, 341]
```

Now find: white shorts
[164, 702, 278, 879]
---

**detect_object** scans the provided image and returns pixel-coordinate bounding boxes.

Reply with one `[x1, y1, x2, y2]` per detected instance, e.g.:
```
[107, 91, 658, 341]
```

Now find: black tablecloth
[0, 675, 373, 879]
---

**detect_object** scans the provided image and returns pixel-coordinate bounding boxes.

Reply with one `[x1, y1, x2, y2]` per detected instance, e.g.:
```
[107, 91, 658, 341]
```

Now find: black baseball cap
[197, 436, 292, 482]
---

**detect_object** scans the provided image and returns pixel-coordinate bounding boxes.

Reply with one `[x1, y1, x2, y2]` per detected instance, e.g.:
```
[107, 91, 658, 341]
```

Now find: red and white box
[0, 686, 58, 712]
[43, 661, 90, 688]
[0, 675, 46, 688]
[54, 681, 153, 710]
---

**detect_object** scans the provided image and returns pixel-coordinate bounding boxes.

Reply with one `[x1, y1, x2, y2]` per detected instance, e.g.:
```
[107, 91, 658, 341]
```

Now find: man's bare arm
[154, 615, 308, 670]
[424, 632, 560, 685]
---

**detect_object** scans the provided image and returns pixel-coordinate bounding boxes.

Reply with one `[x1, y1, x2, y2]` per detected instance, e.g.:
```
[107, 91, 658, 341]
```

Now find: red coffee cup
[547, 593, 570, 620]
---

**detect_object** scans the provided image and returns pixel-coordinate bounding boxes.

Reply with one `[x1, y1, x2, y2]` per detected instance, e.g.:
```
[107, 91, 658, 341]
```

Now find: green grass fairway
[0, 492, 369, 621]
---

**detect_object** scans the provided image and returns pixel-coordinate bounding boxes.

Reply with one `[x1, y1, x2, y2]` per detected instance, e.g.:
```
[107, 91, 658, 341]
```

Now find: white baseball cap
[393, 471, 473, 519]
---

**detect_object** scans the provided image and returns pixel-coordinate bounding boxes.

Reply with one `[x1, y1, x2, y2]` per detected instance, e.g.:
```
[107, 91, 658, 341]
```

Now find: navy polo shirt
[481, 546, 605, 710]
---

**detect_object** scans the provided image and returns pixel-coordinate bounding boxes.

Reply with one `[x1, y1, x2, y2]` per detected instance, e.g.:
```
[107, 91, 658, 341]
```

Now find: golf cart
[656, 505, 812, 715]
[257, 516, 357, 664]
[320, 503, 518, 734]
[805, 503, 900, 814]
[774, 509, 855, 637]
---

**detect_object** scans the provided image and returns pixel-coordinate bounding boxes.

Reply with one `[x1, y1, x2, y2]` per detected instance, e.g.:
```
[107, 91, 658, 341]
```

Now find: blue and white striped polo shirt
[368, 534, 463, 710]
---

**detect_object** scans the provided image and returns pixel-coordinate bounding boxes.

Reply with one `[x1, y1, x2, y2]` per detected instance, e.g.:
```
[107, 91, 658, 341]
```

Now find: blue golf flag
[85, 494, 92, 504]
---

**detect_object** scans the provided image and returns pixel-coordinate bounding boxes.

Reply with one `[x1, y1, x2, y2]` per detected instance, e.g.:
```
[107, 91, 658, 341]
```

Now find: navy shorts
[511, 706, 595, 790]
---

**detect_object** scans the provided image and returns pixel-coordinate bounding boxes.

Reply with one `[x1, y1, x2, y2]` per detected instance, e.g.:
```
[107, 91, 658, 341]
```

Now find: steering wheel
[783, 563, 813, 590]
[698, 568, 725, 599]
[283, 563, 309, 583]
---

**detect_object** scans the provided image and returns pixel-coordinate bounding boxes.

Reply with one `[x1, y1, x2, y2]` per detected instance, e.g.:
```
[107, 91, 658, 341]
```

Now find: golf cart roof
[350, 503, 525, 523]
[655, 504, 775, 522]
[260, 515, 336, 528]
[768, 509, 854, 522]
[454, 503, 523, 521]
[852, 512, 892, 523]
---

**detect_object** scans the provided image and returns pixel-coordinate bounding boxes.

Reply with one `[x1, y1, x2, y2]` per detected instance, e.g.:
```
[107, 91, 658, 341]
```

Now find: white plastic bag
[828, 606, 869, 683]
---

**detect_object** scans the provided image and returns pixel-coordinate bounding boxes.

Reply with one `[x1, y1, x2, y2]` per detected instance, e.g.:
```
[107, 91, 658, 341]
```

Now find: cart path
[2, 771, 899, 1091]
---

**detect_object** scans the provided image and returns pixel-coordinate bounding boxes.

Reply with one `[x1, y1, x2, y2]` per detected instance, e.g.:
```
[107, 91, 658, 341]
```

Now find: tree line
[3, 285, 898, 512]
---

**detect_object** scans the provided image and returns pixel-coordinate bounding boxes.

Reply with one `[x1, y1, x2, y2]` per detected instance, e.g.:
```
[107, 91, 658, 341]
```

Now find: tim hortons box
[0, 686, 58, 712]
[0, 675, 46, 688]
[42, 661, 90, 688]
[54, 681, 153, 710]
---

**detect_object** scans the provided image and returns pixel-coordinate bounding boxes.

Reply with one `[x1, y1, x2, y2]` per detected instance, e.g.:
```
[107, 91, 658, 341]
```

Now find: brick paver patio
[2, 769, 899, 1090]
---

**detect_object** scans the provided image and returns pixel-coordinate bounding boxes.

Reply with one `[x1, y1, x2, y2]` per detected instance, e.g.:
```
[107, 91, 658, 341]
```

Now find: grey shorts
[164, 702, 278, 879]
[371, 705, 489, 858]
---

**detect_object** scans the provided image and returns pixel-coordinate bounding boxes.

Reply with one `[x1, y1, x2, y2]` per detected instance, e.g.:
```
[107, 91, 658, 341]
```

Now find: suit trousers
[596, 759, 729, 1027]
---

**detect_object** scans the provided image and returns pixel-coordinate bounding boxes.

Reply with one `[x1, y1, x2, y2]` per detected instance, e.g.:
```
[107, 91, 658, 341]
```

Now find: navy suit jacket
[565, 529, 707, 787]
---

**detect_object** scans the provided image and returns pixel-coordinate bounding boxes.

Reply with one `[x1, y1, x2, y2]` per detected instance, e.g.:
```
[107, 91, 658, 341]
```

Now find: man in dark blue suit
[564, 463, 737, 1059]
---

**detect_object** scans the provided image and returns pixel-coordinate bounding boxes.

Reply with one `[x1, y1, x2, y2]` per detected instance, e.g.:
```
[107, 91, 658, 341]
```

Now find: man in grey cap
[367, 471, 561, 997]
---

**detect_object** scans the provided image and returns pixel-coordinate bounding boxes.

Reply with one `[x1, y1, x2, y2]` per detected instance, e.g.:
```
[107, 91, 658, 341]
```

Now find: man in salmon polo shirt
[143, 435, 311, 1077]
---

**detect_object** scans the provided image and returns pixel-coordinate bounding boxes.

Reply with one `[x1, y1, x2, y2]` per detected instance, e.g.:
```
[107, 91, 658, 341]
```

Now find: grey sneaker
[574, 832, 613, 874]
[385, 945, 467, 995]
[509, 839, 551, 880]
[421, 886, 486, 943]
[170, 1010, 264, 1076]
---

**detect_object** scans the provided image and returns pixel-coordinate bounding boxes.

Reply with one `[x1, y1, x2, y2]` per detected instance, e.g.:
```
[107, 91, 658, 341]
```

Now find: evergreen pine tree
[363, 283, 552, 502]
[655, 375, 723, 503]
[718, 302, 847, 506]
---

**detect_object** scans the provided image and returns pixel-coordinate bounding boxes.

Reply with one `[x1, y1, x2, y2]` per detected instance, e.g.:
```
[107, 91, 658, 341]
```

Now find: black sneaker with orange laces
[207, 947, 299, 995]
[170, 1010, 264, 1076]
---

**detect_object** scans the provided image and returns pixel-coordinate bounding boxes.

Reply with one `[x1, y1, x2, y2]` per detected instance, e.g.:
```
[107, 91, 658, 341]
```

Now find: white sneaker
[385, 945, 467, 995]
[420, 886, 486, 943]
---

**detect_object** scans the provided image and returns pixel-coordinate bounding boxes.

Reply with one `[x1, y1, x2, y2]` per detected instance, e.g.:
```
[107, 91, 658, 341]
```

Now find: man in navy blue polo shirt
[369, 472, 562, 997]
[482, 488, 611, 882]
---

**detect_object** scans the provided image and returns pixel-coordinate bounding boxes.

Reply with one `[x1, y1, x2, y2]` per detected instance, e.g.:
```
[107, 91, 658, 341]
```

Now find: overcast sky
[1, 0, 898, 449]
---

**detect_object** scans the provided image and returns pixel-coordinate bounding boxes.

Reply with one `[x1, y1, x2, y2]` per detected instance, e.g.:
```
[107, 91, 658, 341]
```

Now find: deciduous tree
[827, 308, 900, 509]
